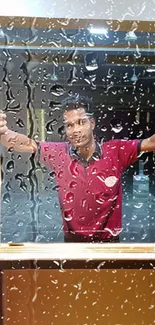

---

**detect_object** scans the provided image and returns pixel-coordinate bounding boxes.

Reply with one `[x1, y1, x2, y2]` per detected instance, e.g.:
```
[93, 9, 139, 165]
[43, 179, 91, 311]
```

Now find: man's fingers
[0, 126, 8, 135]
[0, 121, 7, 127]
[0, 111, 6, 119]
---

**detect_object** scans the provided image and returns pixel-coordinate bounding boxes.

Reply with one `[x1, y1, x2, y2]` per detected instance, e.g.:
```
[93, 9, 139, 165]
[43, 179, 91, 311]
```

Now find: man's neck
[77, 138, 96, 161]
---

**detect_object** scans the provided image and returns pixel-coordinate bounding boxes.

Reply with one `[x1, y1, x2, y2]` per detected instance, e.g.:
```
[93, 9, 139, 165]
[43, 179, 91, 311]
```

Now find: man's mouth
[73, 136, 83, 143]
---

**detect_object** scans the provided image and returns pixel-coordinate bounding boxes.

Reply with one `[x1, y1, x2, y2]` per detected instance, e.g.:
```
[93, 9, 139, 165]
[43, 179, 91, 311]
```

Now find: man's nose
[73, 123, 81, 134]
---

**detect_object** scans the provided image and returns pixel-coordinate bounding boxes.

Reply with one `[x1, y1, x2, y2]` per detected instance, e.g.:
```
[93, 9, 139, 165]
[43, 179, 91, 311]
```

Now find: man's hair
[61, 95, 94, 117]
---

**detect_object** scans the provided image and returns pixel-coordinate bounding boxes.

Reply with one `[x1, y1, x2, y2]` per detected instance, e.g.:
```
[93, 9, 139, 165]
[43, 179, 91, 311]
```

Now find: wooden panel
[2, 268, 155, 325]
[0, 16, 155, 32]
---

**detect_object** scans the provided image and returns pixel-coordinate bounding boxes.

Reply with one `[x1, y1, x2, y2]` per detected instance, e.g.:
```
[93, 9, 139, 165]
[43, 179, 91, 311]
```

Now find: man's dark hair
[61, 95, 94, 117]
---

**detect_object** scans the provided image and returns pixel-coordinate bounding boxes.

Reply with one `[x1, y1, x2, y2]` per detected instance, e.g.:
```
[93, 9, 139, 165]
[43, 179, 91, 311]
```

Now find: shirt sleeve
[35, 141, 60, 170]
[116, 139, 142, 171]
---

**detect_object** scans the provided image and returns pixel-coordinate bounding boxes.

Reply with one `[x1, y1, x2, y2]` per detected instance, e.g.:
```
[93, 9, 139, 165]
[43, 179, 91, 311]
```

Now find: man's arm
[0, 110, 37, 153]
[140, 135, 155, 152]
[0, 130, 37, 153]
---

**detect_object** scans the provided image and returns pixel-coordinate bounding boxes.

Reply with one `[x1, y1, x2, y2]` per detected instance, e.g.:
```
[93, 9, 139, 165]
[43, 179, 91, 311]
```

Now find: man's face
[63, 108, 95, 148]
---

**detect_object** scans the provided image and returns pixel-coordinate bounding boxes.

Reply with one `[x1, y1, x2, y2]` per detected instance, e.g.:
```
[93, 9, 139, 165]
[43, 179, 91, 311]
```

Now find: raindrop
[7, 23, 14, 31]
[82, 199, 86, 208]
[20, 57, 39, 74]
[6, 160, 14, 172]
[101, 125, 107, 132]
[67, 67, 78, 85]
[5, 181, 11, 191]
[3, 192, 11, 203]
[66, 192, 74, 203]
[69, 181, 77, 189]
[64, 215, 73, 221]
[41, 99, 46, 105]
[134, 203, 143, 209]
[64, 208, 73, 221]
[83, 72, 96, 86]
[60, 260, 66, 272]
[46, 119, 57, 134]
[16, 118, 25, 128]
[137, 130, 143, 138]
[17, 220, 24, 227]
[35, 234, 45, 242]
[58, 125, 65, 139]
[111, 125, 123, 133]
[50, 65, 58, 81]
[134, 119, 140, 125]
[20, 182, 27, 192]
[85, 53, 98, 71]
[53, 55, 59, 67]
[57, 170, 63, 179]
[69, 162, 79, 177]
[86, 34, 95, 47]
[95, 261, 106, 272]
[66, 50, 77, 65]
[44, 212, 53, 220]
[49, 100, 61, 111]
[110, 119, 123, 133]
[50, 85, 65, 96]
[49, 171, 56, 179]
[24, 27, 38, 44]
[43, 73, 50, 80]
[41, 84, 47, 92]
[54, 202, 59, 209]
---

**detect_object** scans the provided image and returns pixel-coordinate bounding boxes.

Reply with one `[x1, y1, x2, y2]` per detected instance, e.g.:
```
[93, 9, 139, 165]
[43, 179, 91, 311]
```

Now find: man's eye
[79, 119, 86, 125]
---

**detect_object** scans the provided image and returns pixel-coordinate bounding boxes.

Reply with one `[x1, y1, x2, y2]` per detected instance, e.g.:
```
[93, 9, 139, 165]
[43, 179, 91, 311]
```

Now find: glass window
[0, 2, 155, 243]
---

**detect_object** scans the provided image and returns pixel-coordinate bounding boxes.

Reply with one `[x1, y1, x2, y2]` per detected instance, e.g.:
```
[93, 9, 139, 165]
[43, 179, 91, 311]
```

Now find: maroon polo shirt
[38, 139, 141, 242]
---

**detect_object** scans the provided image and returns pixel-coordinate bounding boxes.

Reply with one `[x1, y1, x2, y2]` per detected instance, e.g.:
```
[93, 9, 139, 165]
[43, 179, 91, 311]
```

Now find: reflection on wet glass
[0, 8, 154, 244]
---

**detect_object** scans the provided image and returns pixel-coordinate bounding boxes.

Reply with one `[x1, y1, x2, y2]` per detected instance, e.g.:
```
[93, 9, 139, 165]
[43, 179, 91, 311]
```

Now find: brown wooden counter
[0, 243, 155, 325]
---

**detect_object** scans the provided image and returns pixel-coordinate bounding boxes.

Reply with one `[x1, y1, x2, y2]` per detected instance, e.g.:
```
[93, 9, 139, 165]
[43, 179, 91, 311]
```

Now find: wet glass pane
[0, 2, 155, 244]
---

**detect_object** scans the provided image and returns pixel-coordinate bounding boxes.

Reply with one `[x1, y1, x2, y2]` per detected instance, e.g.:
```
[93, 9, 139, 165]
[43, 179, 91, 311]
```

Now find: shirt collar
[68, 141, 102, 162]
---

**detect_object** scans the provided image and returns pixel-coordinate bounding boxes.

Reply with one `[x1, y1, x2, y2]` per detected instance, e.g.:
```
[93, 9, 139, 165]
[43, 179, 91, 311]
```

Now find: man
[0, 96, 154, 242]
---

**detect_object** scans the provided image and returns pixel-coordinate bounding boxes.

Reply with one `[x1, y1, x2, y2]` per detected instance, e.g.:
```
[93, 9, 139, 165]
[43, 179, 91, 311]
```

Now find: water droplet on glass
[58, 125, 65, 139]
[7, 23, 14, 31]
[50, 65, 58, 81]
[41, 84, 47, 92]
[134, 119, 140, 125]
[110, 119, 123, 133]
[3, 192, 11, 203]
[64, 208, 73, 221]
[69, 181, 77, 189]
[134, 203, 143, 209]
[111, 125, 123, 133]
[67, 67, 78, 85]
[82, 199, 86, 208]
[46, 119, 57, 134]
[44, 212, 53, 220]
[87, 34, 95, 47]
[101, 125, 107, 132]
[85, 53, 98, 71]
[6, 160, 14, 172]
[66, 192, 74, 203]
[69, 162, 79, 177]
[53, 55, 59, 67]
[17, 219, 24, 227]
[95, 261, 106, 272]
[50, 85, 65, 96]
[66, 50, 77, 65]
[20, 182, 27, 192]
[13, 231, 20, 238]
[16, 118, 25, 128]
[57, 170, 63, 179]
[137, 130, 143, 138]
